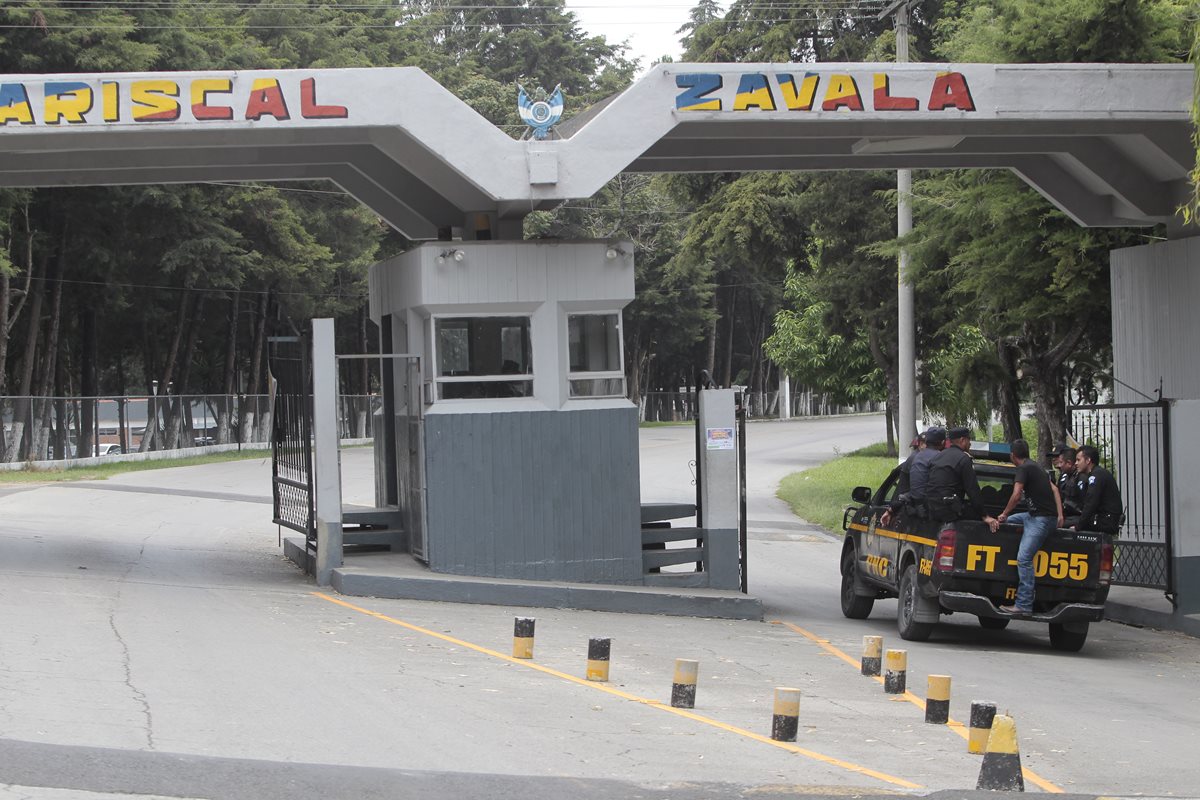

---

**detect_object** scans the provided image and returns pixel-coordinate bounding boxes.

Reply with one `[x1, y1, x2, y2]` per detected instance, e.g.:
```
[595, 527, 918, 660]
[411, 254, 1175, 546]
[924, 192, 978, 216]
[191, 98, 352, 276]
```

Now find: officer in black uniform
[1074, 444, 1124, 535]
[895, 430, 926, 496]
[1049, 444, 1082, 519]
[924, 426, 1000, 531]
[882, 427, 945, 526]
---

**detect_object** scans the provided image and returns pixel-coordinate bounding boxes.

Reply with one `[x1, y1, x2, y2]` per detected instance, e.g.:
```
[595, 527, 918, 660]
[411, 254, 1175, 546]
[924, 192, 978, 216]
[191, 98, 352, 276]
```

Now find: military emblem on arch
[517, 84, 563, 140]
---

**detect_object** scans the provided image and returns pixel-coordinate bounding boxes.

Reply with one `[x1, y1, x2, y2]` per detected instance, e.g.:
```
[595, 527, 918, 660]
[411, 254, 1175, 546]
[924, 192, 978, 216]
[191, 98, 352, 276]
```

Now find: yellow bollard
[671, 659, 699, 708]
[883, 649, 907, 694]
[968, 701, 997, 754]
[512, 616, 535, 659]
[925, 675, 951, 724]
[976, 714, 1024, 791]
[770, 687, 801, 742]
[861, 635, 883, 676]
[586, 637, 611, 681]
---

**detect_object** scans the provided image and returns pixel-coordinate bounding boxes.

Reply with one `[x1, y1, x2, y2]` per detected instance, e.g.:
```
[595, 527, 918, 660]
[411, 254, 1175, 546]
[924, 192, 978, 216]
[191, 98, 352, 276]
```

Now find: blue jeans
[1007, 512, 1055, 610]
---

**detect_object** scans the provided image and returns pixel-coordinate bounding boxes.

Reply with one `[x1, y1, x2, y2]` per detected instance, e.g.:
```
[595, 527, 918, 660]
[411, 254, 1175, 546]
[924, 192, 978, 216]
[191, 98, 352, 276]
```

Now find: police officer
[882, 427, 945, 526]
[1048, 444, 1082, 518]
[1074, 445, 1124, 535]
[924, 426, 1000, 531]
[895, 430, 926, 496]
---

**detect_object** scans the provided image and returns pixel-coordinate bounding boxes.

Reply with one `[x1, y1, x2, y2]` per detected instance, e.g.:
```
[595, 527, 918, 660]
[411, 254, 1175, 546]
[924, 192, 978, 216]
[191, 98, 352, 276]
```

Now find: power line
[1, 17, 881, 30]
[39, 1, 886, 8]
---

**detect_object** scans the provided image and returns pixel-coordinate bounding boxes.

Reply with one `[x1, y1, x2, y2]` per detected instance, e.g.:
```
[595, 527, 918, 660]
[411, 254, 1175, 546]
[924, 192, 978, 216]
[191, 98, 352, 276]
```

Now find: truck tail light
[936, 528, 957, 572]
[1099, 542, 1114, 585]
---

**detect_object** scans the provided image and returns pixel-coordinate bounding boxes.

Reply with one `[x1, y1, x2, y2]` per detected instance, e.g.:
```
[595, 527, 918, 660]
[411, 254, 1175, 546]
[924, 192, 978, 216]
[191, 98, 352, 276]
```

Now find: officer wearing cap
[909, 427, 946, 501]
[1049, 444, 1082, 518]
[924, 426, 1000, 531]
[895, 430, 927, 496]
[882, 427, 946, 526]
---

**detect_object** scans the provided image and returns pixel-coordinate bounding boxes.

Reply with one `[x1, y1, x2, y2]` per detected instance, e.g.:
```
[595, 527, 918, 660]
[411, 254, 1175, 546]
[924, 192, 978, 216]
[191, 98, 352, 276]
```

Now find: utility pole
[881, 0, 919, 455]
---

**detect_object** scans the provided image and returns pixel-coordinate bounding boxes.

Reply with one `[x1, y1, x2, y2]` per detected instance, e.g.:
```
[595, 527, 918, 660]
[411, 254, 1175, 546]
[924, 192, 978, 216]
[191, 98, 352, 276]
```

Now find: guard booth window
[434, 315, 532, 400]
[568, 313, 625, 398]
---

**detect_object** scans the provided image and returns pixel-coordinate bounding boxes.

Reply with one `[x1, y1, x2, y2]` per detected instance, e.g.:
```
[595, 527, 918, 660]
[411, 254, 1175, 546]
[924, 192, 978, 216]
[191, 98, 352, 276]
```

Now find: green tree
[915, 0, 1189, 454]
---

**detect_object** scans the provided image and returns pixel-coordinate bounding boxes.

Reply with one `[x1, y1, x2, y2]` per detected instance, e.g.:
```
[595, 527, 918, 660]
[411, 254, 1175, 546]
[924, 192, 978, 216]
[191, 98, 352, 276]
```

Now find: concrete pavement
[0, 415, 1196, 798]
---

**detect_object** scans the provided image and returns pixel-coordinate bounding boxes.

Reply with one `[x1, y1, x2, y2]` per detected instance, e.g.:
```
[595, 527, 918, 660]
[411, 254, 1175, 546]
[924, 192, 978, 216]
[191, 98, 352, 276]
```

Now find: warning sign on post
[706, 427, 735, 450]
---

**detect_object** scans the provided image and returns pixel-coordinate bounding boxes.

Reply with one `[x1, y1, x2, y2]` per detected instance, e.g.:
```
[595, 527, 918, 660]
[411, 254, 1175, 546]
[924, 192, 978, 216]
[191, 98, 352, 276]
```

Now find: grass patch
[639, 420, 692, 428]
[777, 442, 896, 532]
[0, 448, 272, 483]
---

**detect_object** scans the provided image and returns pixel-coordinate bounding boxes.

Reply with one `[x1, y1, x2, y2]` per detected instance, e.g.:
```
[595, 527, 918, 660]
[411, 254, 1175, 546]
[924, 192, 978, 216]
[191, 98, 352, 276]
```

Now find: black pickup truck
[840, 456, 1114, 652]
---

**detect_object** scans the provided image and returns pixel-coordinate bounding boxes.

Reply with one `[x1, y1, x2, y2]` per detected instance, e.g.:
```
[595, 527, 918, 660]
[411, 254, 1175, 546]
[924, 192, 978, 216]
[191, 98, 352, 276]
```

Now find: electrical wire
[0, 17, 882, 30]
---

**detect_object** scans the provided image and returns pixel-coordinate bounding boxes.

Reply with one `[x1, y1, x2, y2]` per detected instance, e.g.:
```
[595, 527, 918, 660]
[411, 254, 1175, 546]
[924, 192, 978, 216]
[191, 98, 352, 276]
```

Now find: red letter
[245, 78, 290, 121]
[300, 78, 348, 119]
[928, 72, 975, 112]
[872, 74, 919, 111]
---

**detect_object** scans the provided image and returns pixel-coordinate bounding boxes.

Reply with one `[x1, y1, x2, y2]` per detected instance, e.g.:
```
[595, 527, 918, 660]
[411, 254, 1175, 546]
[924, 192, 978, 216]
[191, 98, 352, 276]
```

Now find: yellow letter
[131, 80, 180, 122]
[44, 82, 94, 124]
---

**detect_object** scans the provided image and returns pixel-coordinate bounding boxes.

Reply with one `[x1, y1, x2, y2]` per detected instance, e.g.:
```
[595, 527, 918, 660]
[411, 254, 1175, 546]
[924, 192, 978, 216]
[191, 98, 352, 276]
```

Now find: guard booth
[368, 239, 646, 584]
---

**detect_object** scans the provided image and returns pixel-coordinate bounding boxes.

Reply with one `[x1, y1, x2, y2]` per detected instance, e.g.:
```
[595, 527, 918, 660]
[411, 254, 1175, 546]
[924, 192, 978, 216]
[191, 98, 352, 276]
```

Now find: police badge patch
[517, 84, 563, 140]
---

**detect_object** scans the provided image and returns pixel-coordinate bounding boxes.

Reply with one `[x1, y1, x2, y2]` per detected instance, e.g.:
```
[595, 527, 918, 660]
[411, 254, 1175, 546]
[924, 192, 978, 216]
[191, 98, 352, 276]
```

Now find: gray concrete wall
[1111, 237, 1200, 612]
[422, 407, 642, 583]
[1111, 238, 1200, 403]
[1169, 399, 1200, 613]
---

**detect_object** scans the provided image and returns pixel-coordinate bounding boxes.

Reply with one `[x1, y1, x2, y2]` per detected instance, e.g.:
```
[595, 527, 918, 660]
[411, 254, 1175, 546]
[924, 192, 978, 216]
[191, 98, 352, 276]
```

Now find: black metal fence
[0, 392, 377, 464]
[638, 390, 882, 423]
[1069, 401, 1173, 596]
[269, 337, 316, 574]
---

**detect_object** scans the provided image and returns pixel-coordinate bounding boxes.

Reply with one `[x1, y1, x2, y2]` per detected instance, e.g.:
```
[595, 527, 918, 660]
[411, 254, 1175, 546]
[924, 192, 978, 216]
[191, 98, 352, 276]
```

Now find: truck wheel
[1049, 622, 1089, 652]
[897, 564, 934, 641]
[840, 548, 874, 619]
[978, 616, 1010, 630]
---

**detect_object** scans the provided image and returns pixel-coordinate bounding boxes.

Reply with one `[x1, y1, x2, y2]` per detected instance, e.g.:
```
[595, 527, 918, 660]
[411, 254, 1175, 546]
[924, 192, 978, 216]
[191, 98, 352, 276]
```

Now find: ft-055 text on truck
[840, 454, 1114, 652]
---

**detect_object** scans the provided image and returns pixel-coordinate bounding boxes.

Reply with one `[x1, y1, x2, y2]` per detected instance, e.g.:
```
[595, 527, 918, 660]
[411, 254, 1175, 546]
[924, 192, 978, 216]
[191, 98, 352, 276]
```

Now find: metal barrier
[1069, 401, 1173, 599]
[269, 336, 317, 574]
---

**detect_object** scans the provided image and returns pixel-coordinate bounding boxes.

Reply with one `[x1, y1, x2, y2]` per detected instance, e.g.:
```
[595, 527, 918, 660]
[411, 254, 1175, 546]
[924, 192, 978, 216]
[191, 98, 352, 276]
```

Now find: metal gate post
[312, 318, 343, 585]
[1160, 399, 1176, 606]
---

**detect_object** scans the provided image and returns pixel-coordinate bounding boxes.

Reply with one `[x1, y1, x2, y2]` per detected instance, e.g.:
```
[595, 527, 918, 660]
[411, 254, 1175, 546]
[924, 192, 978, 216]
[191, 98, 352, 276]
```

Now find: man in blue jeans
[995, 439, 1064, 615]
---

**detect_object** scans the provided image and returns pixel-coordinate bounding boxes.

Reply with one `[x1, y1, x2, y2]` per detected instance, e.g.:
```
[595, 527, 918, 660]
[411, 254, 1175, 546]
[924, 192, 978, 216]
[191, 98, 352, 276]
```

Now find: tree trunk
[357, 304, 370, 438]
[33, 239, 65, 460]
[78, 305, 97, 459]
[704, 289, 718, 378]
[866, 322, 899, 458]
[242, 290, 269, 444]
[721, 285, 737, 388]
[626, 330, 641, 404]
[0, 197, 34, 400]
[884, 399, 896, 458]
[53, 330, 66, 460]
[165, 293, 206, 449]
[140, 293, 190, 452]
[994, 338, 1024, 442]
[217, 292, 239, 445]
[6, 263, 44, 462]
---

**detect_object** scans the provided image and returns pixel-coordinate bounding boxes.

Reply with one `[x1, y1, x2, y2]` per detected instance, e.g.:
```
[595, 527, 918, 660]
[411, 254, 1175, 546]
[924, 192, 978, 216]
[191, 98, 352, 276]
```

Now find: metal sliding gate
[1069, 401, 1173, 600]
[269, 336, 317, 575]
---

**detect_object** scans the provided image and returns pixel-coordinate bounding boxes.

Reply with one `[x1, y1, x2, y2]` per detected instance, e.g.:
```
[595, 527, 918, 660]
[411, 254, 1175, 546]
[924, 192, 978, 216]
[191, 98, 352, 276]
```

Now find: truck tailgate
[948, 525, 1104, 589]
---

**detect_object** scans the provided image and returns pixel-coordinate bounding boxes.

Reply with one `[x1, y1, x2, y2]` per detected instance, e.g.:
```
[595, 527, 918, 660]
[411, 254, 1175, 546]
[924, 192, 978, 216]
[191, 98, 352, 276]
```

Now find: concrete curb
[285, 538, 763, 620]
[1104, 600, 1200, 638]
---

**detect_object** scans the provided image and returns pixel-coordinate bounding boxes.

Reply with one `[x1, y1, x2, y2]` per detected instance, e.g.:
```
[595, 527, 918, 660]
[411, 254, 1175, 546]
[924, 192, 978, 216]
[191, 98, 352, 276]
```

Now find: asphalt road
[0, 414, 1195, 799]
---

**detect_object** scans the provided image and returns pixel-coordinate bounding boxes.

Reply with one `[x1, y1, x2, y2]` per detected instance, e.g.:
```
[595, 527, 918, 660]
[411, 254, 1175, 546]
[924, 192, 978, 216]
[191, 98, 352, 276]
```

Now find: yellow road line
[775, 621, 1063, 794]
[312, 592, 922, 790]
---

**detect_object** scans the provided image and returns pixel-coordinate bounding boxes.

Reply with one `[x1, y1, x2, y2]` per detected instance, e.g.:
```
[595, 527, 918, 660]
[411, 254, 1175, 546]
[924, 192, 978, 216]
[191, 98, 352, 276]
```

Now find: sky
[564, 1, 715, 73]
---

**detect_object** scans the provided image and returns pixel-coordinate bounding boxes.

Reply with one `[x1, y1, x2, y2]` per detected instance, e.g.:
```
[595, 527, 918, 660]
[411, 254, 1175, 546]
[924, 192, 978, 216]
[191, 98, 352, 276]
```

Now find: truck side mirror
[851, 486, 872, 504]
